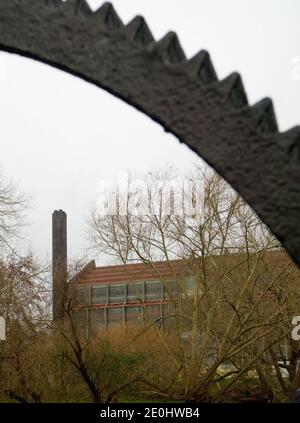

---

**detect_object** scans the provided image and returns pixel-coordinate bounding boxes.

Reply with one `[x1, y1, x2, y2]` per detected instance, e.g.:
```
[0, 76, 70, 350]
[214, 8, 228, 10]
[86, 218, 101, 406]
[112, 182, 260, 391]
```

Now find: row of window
[76, 280, 184, 305]
[74, 303, 177, 328]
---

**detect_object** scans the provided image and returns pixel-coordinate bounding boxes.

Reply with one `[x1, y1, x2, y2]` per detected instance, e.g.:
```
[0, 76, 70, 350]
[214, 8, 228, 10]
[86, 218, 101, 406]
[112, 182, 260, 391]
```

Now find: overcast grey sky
[0, 0, 299, 264]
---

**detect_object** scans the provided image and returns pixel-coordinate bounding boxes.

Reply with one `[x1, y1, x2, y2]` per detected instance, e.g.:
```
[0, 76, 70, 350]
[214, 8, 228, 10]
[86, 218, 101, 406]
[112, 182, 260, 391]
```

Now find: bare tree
[251, 259, 300, 402]
[86, 166, 300, 402]
[0, 255, 51, 403]
[0, 168, 28, 254]
[49, 259, 147, 403]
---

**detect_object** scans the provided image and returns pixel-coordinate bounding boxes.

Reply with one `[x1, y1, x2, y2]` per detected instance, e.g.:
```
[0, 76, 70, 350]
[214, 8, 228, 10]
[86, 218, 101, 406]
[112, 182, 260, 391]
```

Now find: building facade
[72, 259, 194, 335]
[52, 209, 194, 335]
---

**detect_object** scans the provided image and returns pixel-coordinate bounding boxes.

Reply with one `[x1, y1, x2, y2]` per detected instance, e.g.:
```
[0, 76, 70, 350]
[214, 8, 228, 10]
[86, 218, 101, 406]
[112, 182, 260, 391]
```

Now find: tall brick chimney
[52, 209, 67, 320]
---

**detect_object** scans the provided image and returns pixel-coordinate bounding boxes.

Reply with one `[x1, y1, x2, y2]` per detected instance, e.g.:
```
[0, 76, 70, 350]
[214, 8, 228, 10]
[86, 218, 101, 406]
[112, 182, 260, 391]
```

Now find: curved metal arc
[0, 0, 299, 268]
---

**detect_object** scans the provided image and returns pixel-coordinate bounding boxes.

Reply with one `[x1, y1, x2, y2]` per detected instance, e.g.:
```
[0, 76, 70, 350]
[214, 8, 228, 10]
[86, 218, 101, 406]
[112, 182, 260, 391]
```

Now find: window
[145, 304, 161, 318]
[127, 283, 144, 302]
[91, 308, 105, 328]
[163, 303, 177, 328]
[73, 308, 88, 331]
[163, 302, 175, 314]
[109, 285, 125, 303]
[92, 286, 107, 304]
[107, 307, 124, 324]
[145, 281, 162, 301]
[126, 306, 142, 322]
[186, 277, 195, 294]
[76, 287, 89, 305]
[164, 280, 180, 299]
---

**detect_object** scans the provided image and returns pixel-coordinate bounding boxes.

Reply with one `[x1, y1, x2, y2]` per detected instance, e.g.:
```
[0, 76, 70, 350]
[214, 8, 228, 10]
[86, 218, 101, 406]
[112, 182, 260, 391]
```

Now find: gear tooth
[61, 0, 92, 16]
[94, 2, 123, 29]
[153, 32, 186, 64]
[278, 126, 300, 164]
[216, 72, 248, 108]
[125, 15, 154, 46]
[78, 0, 92, 15]
[187, 50, 217, 84]
[249, 98, 278, 135]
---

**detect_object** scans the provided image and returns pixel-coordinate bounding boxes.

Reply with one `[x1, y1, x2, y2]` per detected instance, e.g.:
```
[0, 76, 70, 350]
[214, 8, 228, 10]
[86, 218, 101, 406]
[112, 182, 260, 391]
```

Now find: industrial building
[52, 210, 194, 334]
